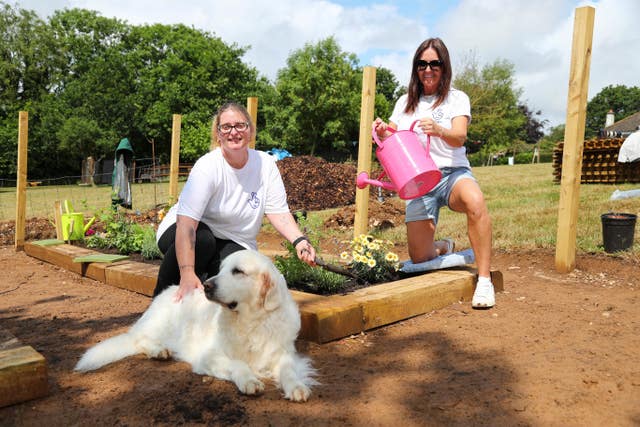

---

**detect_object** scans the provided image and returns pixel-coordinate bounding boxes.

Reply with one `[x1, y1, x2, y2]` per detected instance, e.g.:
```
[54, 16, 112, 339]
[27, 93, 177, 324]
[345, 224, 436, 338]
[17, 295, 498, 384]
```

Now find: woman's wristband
[292, 235, 310, 248]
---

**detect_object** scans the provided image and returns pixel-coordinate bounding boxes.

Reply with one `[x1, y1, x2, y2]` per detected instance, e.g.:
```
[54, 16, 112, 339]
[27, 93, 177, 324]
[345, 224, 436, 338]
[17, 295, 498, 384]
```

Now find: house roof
[604, 111, 640, 133]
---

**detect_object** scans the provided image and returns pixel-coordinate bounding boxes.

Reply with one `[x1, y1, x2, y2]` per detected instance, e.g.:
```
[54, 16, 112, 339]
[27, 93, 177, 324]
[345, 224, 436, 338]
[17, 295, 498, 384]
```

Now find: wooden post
[247, 97, 258, 149]
[54, 201, 63, 240]
[15, 111, 28, 251]
[353, 66, 377, 239]
[555, 6, 595, 273]
[169, 114, 182, 205]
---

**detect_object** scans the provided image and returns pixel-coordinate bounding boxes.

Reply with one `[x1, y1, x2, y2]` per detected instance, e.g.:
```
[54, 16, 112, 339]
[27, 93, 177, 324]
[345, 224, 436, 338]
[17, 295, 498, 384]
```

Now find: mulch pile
[277, 156, 358, 211]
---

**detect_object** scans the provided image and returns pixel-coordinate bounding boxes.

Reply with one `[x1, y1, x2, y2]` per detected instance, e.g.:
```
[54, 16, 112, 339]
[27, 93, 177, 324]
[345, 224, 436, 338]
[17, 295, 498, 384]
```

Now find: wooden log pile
[553, 138, 640, 184]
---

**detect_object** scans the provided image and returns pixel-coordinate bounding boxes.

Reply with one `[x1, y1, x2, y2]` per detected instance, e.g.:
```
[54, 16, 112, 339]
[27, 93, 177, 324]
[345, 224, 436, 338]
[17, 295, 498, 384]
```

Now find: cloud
[14, 0, 640, 129]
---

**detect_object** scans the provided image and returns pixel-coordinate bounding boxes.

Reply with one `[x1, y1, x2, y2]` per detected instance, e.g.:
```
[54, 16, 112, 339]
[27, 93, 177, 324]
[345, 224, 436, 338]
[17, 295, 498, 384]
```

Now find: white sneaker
[472, 278, 495, 308]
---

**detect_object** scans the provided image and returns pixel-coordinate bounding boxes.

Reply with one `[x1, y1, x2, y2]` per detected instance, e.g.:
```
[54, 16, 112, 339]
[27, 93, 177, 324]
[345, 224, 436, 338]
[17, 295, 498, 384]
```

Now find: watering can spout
[356, 171, 397, 192]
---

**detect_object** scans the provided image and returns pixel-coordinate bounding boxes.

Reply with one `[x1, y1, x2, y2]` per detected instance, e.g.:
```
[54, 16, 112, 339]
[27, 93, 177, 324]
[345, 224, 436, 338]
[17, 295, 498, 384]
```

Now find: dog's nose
[202, 277, 217, 298]
[203, 277, 216, 288]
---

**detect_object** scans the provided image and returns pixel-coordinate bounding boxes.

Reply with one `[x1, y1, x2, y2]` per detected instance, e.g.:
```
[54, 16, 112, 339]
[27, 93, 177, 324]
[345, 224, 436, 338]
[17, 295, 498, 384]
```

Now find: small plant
[274, 211, 347, 294]
[86, 209, 161, 259]
[340, 234, 400, 284]
[274, 243, 346, 295]
[274, 215, 401, 295]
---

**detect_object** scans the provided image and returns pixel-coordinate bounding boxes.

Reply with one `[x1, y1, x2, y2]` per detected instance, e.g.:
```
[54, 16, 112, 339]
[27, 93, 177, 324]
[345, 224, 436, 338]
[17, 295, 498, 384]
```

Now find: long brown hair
[405, 38, 452, 114]
[209, 101, 255, 150]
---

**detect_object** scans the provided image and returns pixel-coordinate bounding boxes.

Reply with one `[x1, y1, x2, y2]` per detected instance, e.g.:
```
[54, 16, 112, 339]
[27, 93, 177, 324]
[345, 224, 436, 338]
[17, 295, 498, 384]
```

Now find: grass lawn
[3, 163, 638, 255]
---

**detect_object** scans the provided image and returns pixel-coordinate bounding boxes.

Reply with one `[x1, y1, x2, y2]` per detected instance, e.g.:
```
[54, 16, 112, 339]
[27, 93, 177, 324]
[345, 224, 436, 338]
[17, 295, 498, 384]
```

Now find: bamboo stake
[15, 111, 28, 251]
[555, 6, 595, 273]
[354, 66, 377, 239]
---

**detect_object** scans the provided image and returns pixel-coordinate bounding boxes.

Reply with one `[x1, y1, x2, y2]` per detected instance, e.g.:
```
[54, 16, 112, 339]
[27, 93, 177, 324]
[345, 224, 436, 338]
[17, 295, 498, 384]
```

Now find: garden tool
[61, 199, 96, 241]
[314, 257, 364, 283]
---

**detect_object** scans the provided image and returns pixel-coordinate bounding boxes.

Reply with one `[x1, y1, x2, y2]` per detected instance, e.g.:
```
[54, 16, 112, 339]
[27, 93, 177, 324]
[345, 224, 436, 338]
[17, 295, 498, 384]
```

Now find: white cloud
[13, 0, 640, 129]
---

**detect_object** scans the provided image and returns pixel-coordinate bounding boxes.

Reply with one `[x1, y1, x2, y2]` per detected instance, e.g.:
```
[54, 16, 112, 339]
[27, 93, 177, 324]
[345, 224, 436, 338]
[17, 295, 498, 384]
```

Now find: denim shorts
[405, 167, 477, 225]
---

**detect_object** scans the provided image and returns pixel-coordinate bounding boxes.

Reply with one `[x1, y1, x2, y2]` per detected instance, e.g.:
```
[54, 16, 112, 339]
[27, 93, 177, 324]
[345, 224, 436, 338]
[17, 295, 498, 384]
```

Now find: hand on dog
[174, 271, 204, 302]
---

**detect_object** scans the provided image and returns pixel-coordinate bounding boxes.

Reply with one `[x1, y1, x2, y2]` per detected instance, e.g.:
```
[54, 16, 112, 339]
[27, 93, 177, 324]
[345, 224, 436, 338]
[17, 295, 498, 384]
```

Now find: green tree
[264, 37, 361, 157]
[0, 2, 64, 178]
[124, 23, 261, 160]
[585, 84, 640, 137]
[373, 66, 401, 126]
[454, 57, 526, 158]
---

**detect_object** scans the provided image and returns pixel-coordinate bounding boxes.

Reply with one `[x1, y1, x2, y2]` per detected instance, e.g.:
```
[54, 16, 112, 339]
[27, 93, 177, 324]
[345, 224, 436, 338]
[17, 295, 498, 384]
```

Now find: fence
[0, 179, 185, 221]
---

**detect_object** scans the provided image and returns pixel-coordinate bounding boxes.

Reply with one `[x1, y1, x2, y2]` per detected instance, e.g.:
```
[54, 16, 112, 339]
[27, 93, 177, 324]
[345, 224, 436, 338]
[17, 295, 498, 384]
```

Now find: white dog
[75, 249, 316, 402]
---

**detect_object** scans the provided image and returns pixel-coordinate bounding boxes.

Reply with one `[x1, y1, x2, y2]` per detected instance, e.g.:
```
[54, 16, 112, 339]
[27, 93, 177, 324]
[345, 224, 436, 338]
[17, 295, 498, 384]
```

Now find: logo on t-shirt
[248, 192, 260, 209]
[432, 108, 444, 122]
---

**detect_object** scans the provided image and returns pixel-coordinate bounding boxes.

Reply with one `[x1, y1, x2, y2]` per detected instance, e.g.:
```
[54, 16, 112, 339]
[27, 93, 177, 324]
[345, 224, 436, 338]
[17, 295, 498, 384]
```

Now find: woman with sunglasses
[153, 101, 316, 301]
[373, 38, 495, 308]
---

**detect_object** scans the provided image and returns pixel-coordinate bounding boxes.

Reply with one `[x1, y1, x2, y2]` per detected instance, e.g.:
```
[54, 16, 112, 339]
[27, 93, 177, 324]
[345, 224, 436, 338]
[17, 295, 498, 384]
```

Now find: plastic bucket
[61, 213, 86, 240]
[372, 121, 441, 200]
[601, 212, 636, 253]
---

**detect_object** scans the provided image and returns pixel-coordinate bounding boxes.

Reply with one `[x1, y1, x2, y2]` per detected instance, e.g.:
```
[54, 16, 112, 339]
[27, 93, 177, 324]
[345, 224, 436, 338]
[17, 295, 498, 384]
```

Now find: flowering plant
[340, 234, 400, 283]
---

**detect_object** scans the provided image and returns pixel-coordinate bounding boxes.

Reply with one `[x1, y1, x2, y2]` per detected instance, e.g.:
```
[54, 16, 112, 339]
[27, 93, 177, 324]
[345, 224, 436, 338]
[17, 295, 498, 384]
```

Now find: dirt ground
[1, 229, 639, 426]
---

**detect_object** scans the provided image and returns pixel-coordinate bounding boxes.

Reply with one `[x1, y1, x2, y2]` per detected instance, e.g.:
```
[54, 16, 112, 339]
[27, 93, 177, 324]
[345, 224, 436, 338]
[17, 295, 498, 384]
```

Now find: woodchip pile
[553, 138, 640, 184]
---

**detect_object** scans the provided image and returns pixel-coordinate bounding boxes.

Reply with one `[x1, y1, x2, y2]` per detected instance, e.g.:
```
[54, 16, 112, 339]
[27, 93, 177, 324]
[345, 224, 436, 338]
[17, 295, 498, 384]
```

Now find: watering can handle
[372, 120, 421, 146]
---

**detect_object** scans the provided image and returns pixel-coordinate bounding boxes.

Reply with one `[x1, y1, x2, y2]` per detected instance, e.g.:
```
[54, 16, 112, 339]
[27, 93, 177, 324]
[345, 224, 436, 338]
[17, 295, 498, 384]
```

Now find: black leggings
[153, 222, 244, 297]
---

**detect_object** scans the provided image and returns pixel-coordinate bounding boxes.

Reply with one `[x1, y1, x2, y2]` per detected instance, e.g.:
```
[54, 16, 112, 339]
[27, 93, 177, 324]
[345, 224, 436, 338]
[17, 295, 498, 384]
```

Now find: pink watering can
[356, 120, 442, 200]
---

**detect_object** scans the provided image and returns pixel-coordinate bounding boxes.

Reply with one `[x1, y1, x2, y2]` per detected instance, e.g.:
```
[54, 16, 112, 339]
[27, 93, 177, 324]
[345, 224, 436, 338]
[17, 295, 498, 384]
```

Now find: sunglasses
[416, 59, 444, 71]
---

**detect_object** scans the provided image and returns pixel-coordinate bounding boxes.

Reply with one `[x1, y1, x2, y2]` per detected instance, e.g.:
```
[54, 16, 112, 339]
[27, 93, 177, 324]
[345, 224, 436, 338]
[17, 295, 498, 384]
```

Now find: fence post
[169, 114, 182, 205]
[353, 66, 377, 239]
[247, 97, 258, 149]
[15, 111, 28, 251]
[555, 6, 595, 273]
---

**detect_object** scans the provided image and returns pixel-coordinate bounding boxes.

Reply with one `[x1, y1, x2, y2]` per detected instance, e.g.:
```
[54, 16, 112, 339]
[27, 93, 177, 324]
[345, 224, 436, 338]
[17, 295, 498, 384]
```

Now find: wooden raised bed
[0, 328, 48, 408]
[24, 242, 503, 344]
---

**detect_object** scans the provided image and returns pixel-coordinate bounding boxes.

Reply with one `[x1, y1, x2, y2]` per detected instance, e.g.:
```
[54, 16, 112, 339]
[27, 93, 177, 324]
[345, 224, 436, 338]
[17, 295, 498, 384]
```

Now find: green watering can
[61, 200, 95, 241]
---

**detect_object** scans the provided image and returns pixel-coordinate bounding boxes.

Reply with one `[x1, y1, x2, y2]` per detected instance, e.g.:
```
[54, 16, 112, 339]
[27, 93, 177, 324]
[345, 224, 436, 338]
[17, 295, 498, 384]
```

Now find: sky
[15, 0, 640, 129]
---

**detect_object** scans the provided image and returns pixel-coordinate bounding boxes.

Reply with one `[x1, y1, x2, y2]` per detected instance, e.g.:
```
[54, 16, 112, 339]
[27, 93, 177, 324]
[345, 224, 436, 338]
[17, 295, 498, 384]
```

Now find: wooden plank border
[24, 243, 503, 343]
[0, 328, 48, 408]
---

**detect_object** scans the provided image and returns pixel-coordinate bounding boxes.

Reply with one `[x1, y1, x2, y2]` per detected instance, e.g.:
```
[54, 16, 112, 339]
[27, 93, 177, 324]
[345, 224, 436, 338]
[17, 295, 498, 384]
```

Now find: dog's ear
[260, 272, 280, 311]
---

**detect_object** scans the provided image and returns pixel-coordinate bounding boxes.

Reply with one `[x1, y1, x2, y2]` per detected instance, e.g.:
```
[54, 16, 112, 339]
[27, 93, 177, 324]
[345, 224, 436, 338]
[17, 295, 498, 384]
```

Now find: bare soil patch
[1, 243, 639, 426]
[2, 156, 639, 425]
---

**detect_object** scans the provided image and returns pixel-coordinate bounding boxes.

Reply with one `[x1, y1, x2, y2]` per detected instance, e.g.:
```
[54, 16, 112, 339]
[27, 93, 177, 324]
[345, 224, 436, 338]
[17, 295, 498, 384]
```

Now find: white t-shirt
[156, 148, 290, 250]
[389, 89, 471, 168]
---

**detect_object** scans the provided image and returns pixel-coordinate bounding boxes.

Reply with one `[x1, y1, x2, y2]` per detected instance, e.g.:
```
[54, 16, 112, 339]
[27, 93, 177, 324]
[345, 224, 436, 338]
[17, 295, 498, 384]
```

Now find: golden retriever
[75, 249, 316, 402]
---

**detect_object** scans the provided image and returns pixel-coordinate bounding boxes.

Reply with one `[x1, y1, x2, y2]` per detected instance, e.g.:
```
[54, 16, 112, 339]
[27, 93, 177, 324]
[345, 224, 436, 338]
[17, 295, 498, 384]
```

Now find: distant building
[600, 110, 640, 138]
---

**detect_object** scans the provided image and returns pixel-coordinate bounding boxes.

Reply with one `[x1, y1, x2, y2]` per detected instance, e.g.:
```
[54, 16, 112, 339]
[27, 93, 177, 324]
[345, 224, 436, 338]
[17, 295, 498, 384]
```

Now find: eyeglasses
[416, 60, 443, 71]
[218, 122, 249, 134]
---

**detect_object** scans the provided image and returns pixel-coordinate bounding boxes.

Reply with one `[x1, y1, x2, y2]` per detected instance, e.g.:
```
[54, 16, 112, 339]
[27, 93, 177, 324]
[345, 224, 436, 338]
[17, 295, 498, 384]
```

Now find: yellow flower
[340, 251, 350, 260]
[385, 252, 399, 262]
[367, 258, 377, 268]
[368, 242, 380, 251]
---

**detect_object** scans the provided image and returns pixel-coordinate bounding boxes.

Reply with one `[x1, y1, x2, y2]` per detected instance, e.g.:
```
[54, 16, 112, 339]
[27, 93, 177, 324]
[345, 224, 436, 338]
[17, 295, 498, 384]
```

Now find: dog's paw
[238, 377, 265, 395]
[151, 349, 171, 360]
[285, 383, 311, 402]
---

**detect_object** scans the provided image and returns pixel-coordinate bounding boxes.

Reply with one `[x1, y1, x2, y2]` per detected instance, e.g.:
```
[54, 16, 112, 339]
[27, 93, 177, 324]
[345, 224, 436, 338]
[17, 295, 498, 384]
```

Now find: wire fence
[1, 177, 185, 221]
[2, 156, 192, 221]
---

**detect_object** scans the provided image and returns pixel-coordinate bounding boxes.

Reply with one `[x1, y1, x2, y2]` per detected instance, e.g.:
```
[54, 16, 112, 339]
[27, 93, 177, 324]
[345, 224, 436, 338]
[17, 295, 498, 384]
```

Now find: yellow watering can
[60, 200, 96, 241]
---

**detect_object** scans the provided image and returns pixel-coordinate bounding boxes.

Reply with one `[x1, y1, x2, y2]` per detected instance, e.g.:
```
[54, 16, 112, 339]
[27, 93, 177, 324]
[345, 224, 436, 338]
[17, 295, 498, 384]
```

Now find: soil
[1, 156, 639, 425]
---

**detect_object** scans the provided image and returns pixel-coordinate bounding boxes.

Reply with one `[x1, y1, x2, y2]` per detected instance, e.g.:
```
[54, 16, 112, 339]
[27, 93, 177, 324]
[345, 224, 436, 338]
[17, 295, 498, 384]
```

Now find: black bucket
[601, 212, 637, 253]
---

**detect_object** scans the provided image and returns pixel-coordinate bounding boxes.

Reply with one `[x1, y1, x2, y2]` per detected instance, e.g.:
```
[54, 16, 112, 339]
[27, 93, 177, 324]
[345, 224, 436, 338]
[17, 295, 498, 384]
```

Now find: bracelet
[178, 264, 194, 270]
[292, 235, 310, 248]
